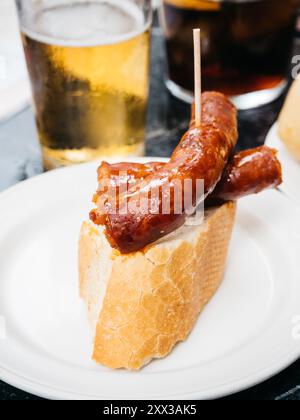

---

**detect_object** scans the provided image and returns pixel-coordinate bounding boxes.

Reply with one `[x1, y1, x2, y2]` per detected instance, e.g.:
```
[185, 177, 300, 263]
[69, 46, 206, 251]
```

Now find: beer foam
[21, 0, 150, 47]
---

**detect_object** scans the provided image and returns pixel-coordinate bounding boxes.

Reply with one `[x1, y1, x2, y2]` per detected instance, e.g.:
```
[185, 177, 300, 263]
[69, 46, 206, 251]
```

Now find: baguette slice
[79, 201, 236, 370]
[278, 77, 300, 162]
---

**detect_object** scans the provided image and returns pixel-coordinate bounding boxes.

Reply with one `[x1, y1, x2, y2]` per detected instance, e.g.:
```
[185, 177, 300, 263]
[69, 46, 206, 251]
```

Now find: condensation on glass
[16, 0, 152, 168]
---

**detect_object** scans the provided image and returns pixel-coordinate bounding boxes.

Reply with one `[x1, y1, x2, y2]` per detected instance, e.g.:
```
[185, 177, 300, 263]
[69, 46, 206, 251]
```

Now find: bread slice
[79, 201, 236, 370]
[278, 77, 300, 162]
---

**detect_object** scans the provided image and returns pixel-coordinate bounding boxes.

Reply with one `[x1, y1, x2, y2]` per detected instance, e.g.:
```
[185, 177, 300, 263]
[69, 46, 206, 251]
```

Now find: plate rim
[1, 349, 300, 400]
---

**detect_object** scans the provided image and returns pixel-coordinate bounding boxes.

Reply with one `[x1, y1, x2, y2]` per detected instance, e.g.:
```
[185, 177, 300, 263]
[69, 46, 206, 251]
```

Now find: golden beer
[19, 1, 151, 168]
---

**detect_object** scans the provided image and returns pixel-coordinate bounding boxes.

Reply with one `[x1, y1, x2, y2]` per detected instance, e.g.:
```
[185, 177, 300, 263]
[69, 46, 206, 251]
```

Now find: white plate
[266, 123, 300, 206]
[0, 157, 300, 400]
[0, 0, 30, 121]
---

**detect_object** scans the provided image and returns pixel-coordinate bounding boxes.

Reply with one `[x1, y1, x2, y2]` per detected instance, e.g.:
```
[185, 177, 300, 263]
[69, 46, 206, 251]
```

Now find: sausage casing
[91, 92, 238, 254]
[94, 146, 282, 205]
[211, 146, 282, 201]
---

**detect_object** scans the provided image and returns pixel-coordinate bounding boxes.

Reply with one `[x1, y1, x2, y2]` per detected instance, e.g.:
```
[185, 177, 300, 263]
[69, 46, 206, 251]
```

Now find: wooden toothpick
[193, 28, 202, 127]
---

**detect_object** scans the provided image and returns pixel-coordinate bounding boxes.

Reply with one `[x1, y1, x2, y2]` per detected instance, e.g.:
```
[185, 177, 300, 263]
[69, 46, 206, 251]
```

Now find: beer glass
[15, 0, 152, 169]
[160, 0, 299, 109]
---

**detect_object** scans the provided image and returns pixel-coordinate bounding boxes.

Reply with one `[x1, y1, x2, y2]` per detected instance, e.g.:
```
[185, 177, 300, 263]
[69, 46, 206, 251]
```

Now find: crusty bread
[79, 201, 236, 370]
[278, 77, 300, 162]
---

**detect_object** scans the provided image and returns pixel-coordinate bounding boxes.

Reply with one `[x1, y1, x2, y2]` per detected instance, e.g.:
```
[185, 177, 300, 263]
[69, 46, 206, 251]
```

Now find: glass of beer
[15, 0, 152, 169]
[160, 0, 299, 109]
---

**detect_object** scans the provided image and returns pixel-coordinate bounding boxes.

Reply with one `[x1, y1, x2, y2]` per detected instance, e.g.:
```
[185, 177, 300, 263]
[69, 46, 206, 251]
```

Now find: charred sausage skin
[95, 146, 282, 203]
[91, 92, 238, 254]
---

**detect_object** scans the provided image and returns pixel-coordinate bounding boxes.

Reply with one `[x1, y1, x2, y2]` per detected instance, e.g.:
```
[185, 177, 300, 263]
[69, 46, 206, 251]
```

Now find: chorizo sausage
[95, 146, 282, 203]
[211, 146, 282, 202]
[91, 92, 238, 254]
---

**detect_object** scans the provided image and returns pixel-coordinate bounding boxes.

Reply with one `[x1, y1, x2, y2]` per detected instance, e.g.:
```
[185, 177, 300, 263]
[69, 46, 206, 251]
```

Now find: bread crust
[79, 202, 236, 370]
[279, 78, 300, 162]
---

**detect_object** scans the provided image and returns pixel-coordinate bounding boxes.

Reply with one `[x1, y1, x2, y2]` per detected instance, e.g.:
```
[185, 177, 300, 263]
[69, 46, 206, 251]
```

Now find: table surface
[1, 26, 300, 400]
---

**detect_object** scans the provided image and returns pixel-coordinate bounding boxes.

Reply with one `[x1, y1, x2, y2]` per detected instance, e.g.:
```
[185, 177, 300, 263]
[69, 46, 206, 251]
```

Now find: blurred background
[0, 0, 299, 188]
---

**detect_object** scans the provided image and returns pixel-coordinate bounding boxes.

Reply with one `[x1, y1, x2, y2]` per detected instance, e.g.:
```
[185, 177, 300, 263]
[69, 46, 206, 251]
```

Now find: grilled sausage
[95, 146, 282, 204]
[211, 146, 282, 201]
[91, 92, 238, 254]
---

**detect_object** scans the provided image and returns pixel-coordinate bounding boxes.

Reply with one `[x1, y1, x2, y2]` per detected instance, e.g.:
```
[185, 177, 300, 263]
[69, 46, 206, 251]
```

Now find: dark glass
[162, 0, 299, 100]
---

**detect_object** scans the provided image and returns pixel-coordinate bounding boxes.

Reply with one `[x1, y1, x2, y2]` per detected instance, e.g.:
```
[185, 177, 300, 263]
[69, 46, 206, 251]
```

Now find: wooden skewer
[193, 28, 202, 127]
